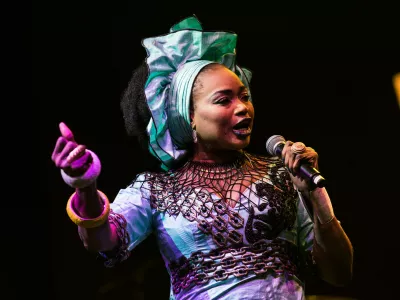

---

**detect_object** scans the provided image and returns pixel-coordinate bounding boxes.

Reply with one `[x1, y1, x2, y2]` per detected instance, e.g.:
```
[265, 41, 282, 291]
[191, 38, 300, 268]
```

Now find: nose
[234, 99, 249, 116]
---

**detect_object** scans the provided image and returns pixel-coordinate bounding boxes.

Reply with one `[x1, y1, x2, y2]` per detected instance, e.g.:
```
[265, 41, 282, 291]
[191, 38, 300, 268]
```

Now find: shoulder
[127, 170, 171, 189]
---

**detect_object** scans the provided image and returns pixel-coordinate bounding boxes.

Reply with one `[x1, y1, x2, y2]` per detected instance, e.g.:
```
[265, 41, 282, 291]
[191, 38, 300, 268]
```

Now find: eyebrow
[212, 85, 248, 96]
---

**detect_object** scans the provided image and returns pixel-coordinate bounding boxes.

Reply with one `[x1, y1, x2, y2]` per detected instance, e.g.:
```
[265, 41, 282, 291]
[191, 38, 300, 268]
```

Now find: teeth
[233, 128, 251, 135]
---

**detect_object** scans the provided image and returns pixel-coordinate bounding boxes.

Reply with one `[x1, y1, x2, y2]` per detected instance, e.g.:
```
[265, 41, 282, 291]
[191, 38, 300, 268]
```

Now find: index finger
[281, 140, 293, 158]
[59, 122, 75, 142]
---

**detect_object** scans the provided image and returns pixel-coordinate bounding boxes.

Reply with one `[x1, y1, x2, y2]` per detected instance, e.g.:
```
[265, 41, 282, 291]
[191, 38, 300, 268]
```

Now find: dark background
[33, 3, 400, 300]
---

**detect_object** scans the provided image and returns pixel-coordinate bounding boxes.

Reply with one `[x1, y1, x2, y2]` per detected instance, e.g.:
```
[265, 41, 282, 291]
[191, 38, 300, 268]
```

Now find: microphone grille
[266, 135, 286, 155]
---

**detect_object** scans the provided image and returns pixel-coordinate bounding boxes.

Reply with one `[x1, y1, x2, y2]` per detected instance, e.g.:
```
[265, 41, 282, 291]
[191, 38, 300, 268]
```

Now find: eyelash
[216, 98, 229, 104]
[216, 94, 250, 104]
[241, 94, 250, 101]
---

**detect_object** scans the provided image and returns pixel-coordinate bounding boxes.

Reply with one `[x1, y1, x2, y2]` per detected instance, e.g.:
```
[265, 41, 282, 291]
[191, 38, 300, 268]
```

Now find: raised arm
[51, 122, 119, 252]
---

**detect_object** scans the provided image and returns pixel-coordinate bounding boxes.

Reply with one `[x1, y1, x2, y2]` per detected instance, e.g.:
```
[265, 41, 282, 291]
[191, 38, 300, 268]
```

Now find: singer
[51, 16, 353, 299]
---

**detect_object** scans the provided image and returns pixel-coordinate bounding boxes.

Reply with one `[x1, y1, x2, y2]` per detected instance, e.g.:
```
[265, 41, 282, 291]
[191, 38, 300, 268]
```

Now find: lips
[233, 118, 252, 129]
[233, 118, 252, 137]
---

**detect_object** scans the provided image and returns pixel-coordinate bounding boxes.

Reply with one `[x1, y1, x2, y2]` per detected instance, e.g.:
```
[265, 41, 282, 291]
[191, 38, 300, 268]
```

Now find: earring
[191, 124, 197, 143]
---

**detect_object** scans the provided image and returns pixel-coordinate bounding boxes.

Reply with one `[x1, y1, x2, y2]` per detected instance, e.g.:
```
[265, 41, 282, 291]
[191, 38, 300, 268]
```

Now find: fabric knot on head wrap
[142, 16, 253, 170]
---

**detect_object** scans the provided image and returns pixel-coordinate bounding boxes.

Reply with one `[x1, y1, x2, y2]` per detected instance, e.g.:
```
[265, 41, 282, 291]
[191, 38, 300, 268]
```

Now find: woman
[51, 16, 353, 299]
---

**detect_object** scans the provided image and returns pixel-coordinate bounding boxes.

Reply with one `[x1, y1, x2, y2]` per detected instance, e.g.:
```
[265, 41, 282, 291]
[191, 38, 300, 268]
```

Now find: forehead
[197, 65, 245, 92]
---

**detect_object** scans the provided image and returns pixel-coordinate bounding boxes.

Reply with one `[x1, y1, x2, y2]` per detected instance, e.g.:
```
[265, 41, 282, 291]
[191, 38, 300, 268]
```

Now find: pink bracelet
[61, 150, 101, 188]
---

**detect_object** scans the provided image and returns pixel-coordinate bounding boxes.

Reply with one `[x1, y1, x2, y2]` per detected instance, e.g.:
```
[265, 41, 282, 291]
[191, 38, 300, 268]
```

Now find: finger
[66, 145, 87, 164]
[63, 150, 91, 176]
[69, 151, 90, 171]
[59, 122, 75, 142]
[51, 136, 67, 162]
[54, 141, 77, 168]
[293, 148, 318, 172]
[285, 145, 295, 173]
[302, 147, 318, 168]
[281, 140, 293, 162]
[307, 147, 318, 160]
[287, 152, 295, 173]
[292, 145, 310, 173]
[293, 154, 304, 174]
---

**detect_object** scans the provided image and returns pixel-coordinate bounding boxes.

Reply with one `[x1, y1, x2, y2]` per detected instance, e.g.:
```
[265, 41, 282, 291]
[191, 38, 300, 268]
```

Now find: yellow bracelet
[66, 190, 110, 228]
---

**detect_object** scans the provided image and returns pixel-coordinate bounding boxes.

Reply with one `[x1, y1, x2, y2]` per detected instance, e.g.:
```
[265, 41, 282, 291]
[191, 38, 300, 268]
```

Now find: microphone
[265, 135, 326, 188]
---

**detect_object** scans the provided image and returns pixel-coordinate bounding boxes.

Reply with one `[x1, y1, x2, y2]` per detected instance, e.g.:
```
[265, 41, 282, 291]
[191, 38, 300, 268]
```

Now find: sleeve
[99, 173, 154, 267]
[111, 173, 154, 251]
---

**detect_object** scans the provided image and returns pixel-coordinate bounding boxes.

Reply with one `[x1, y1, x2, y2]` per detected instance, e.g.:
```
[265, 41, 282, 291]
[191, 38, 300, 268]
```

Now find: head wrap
[142, 16, 252, 170]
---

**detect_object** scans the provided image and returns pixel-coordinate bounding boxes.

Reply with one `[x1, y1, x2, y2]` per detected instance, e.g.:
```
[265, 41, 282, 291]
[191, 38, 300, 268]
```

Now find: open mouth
[233, 118, 252, 137]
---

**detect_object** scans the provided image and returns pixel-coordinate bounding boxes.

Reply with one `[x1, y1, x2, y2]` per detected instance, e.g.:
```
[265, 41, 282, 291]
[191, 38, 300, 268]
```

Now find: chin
[231, 137, 251, 150]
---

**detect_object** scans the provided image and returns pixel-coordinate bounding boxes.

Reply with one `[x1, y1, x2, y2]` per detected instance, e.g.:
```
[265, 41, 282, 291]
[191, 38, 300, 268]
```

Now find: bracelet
[66, 190, 110, 228]
[319, 215, 336, 225]
[61, 150, 101, 188]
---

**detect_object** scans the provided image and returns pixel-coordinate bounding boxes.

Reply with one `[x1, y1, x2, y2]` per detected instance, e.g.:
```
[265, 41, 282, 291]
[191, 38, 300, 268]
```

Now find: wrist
[66, 190, 110, 228]
[309, 188, 335, 224]
[61, 150, 101, 188]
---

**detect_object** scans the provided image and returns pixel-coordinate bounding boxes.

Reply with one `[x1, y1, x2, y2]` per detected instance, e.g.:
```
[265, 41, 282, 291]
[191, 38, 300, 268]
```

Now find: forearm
[308, 188, 354, 286]
[75, 182, 104, 217]
[73, 182, 120, 252]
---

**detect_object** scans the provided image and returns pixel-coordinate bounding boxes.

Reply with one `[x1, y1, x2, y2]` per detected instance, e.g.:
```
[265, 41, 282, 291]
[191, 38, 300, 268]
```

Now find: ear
[190, 108, 195, 124]
[190, 116, 195, 130]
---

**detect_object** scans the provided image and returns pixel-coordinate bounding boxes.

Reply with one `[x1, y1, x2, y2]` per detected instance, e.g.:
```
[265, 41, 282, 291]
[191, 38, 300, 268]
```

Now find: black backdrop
[35, 4, 400, 300]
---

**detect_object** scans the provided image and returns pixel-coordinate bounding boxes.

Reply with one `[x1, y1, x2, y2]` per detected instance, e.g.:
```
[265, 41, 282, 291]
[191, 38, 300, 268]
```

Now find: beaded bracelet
[66, 190, 110, 228]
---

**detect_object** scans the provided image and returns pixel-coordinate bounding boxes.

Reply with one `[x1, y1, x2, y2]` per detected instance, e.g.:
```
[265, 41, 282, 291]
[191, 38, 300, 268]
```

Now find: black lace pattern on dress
[132, 152, 301, 293]
[97, 210, 130, 267]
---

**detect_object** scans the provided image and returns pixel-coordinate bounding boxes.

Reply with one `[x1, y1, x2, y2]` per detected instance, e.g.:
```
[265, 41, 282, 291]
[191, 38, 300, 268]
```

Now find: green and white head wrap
[142, 16, 252, 170]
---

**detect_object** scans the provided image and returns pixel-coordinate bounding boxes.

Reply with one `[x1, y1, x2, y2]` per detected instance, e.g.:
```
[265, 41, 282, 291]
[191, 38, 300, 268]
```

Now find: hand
[51, 122, 91, 176]
[281, 140, 319, 193]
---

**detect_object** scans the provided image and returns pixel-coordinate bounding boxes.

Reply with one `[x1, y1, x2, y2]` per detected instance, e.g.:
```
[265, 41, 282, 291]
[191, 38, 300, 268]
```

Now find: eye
[240, 94, 250, 102]
[215, 97, 230, 104]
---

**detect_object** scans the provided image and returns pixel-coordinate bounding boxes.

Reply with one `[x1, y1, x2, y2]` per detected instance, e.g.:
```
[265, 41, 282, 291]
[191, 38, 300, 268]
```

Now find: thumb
[59, 122, 76, 142]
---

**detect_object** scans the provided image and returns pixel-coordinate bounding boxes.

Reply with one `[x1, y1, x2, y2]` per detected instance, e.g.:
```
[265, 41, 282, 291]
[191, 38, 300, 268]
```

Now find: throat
[191, 149, 244, 164]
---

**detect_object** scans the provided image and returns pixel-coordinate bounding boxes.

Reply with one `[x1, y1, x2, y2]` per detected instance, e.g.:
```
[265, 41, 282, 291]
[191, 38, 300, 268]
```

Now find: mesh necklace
[183, 151, 250, 179]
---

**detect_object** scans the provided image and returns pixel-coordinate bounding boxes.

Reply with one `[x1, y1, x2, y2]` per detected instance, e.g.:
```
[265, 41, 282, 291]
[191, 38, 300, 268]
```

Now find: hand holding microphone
[266, 135, 326, 191]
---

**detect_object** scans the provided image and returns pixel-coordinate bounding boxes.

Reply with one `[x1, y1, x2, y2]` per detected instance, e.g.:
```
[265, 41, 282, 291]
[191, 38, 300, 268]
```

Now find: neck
[191, 147, 243, 164]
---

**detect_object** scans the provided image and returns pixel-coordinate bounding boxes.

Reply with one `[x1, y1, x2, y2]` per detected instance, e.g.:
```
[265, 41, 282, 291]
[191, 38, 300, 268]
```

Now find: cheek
[197, 110, 231, 133]
[248, 103, 255, 117]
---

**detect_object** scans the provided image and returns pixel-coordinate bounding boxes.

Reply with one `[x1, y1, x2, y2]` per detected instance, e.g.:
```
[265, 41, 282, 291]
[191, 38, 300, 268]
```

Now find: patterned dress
[100, 152, 316, 300]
